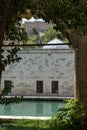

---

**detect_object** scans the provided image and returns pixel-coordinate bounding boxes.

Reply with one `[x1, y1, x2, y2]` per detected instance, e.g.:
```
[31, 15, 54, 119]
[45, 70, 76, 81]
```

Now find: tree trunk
[67, 32, 87, 111]
[75, 36, 87, 111]
[0, 0, 11, 91]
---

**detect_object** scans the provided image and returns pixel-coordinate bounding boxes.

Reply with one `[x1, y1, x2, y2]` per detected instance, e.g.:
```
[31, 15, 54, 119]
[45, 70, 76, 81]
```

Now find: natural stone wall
[1, 49, 75, 96]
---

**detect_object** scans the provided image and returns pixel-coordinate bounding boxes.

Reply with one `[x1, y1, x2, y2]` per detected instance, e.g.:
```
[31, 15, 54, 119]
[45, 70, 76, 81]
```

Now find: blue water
[0, 101, 65, 117]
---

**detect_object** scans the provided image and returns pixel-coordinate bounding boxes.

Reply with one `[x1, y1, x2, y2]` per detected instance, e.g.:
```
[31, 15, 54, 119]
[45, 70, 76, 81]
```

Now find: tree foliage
[32, 0, 87, 37]
[51, 99, 87, 130]
[42, 28, 59, 43]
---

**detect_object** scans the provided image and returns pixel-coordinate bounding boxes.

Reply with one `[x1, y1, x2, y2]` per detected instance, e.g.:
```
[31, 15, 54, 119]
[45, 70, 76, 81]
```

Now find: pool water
[0, 101, 65, 117]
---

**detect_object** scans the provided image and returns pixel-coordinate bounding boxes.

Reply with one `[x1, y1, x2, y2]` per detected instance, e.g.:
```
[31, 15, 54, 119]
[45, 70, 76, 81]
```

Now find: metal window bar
[2, 43, 72, 47]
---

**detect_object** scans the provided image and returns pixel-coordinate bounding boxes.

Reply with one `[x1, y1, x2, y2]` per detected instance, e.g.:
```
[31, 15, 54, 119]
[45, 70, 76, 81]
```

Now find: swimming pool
[0, 100, 65, 117]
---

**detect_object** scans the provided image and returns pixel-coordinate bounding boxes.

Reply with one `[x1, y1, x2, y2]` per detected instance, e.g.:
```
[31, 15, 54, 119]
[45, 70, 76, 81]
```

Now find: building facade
[1, 49, 75, 97]
[23, 21, 52, 35]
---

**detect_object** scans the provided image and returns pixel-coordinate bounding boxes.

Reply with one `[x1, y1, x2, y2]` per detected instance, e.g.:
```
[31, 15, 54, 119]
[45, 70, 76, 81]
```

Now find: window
[52, 81, 58, 93]
[4, 80, 12, 93]
[36, 81, 43, 93]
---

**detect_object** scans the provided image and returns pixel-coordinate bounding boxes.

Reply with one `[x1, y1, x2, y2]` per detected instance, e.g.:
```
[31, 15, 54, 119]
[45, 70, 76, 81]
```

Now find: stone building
[22, 17, 52, 35]
[1, 47, 75, 97]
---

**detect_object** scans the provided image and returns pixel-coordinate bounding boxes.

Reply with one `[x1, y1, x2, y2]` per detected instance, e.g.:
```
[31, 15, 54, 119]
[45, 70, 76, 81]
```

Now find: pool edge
[0, 115, 51, 120]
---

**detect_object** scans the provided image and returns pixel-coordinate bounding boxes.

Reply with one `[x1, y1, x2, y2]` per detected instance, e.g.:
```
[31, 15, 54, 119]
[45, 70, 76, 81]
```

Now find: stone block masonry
[1, 49, 75, 96]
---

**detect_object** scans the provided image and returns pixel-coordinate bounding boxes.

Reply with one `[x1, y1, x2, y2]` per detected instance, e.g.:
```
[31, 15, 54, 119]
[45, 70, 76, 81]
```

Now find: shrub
[50, 98, 87, 130]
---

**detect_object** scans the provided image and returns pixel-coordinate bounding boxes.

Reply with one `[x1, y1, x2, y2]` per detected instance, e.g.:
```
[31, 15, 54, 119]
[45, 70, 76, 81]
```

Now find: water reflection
[36, 102, 43, 116]
[4, 104, 12, 115]
[0, 101, 65, 116]
[51, 102, 58, 115]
